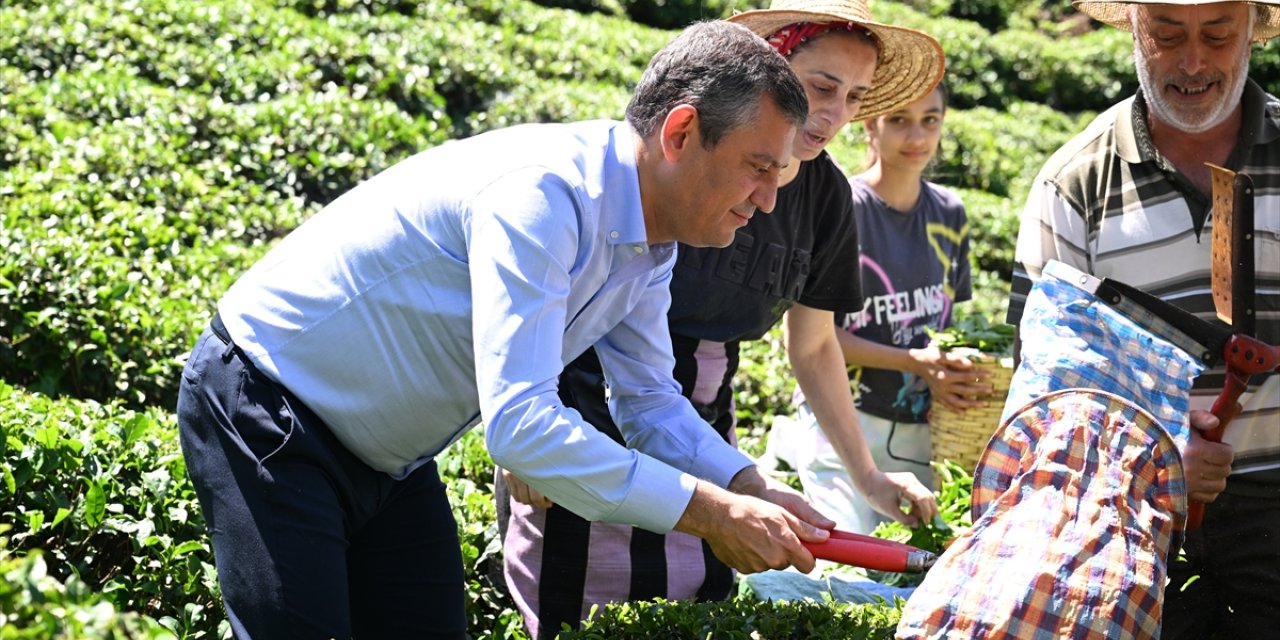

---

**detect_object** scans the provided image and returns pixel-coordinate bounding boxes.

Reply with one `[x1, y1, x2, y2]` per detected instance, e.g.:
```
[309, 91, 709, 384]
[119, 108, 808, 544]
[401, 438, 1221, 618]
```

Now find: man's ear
[659, 104, 700, 161]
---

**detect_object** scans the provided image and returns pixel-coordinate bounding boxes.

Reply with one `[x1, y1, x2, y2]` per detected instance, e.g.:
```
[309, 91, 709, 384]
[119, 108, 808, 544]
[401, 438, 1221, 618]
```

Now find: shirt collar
[601, 121, 658, 253]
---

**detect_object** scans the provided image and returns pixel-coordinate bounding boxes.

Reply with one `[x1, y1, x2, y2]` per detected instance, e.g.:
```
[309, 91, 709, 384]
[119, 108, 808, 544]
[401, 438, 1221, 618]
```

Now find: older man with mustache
[1007, 1, 1280, 637]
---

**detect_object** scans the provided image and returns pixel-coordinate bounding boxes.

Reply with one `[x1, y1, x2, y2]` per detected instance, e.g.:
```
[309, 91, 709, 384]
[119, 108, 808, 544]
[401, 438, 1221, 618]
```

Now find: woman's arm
[783, 303, 938, 526]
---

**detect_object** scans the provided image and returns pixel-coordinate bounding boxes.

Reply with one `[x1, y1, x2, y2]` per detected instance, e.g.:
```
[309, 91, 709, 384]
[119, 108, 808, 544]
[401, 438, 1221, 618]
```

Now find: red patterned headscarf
[765, 21, 868, 57]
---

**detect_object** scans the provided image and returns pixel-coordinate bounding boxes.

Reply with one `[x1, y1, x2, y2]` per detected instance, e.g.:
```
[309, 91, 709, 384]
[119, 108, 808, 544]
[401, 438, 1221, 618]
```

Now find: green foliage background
[3, 0, 1275, 637]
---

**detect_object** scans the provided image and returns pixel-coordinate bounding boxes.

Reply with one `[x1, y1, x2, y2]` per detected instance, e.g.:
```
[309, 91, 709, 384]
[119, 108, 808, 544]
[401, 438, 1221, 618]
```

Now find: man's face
[1133, 2, 1254, 134]
[667, 97, 795, 248]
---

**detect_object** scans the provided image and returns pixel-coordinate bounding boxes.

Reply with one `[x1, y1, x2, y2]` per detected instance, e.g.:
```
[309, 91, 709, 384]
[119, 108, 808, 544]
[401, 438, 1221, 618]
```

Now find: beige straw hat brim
[728, 0, 945, 121]
[1073, 0, 1280, 42]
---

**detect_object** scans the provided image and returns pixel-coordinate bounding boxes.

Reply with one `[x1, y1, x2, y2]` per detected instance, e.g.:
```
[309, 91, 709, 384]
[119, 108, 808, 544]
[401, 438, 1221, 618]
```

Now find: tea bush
[0, 538, 179, 639]
[526, 0, 770, 29]
[938, 101, 1090, 198]
[467, 79, 631, 133]
[1, 0, 1216, 636]
[944, 0, 1021, 32]
[560, 596, 902, 639]
[0, 382, 222, 637]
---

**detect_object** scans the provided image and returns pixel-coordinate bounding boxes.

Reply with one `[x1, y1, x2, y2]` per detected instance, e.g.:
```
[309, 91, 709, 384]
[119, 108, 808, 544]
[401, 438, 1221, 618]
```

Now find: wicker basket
[928, 347, 1015, 474]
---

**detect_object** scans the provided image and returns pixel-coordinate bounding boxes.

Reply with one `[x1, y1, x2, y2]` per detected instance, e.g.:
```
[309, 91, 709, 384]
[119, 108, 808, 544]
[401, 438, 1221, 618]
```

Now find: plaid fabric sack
[897, 261, 1206, 639]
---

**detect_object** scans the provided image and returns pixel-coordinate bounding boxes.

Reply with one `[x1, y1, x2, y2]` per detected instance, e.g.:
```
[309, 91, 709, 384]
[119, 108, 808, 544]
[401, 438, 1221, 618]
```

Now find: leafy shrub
[1039, 29, 1136, 111]
[945, 0, 1020, 32]
[0, 152, 291, 406]
[0, 199, 268, 406]
[522, 0, 627, 20]
[952, 187, 1019, 279]
[0, 0, 1190, 635]
[984, 28, 1135, 111]
[0, 66, 49, 172]
[0, 382, 223, 638]
[950, 187, 1020, 322]
[561, 596, 901, 639]
[938, 101, 1088, 198]
[272, 0, 422, 17]
[1252, 40, 1280, 91]
[437, 429, 528, 638]
[896, 0, 953, 18]
[0, 538, 176, 640]
[824, 127, 869, 179]
[0, 59, 444, 406]
[209, 86, 447, 204]
[528, 0, 770, 29]
[927, 315, 1016, 355]
[621, 0, 767, 30]
[1009, 0, 1083, 34]
[0, 387, 521, 639]
[467, 79, 631, 133]
[968, 269, 1011, 324]
[734, 324, 796, 435]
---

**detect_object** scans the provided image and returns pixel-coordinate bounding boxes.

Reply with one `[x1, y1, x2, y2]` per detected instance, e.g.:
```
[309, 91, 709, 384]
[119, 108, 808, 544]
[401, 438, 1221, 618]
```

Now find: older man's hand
[1184, 409, 1234, 504]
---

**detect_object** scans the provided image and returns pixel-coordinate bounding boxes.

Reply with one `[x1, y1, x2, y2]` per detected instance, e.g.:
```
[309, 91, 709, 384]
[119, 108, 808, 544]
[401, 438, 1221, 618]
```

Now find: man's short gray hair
[626, 21, 809, 149]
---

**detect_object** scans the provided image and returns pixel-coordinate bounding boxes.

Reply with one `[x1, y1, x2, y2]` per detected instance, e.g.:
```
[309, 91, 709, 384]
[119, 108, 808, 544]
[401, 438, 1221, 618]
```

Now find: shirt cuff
[691, 439, 756, 489]
[609, 446, 753, 534]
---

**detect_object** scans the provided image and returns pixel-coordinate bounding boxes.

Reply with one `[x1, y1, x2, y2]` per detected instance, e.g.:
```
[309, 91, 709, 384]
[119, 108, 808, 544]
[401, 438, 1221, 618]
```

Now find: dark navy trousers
[176, 326, 466, 639]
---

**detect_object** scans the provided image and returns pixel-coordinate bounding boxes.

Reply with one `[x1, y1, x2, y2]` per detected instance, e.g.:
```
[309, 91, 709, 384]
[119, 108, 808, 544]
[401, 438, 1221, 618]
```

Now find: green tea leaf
[84, 480, 106, 529]
[52, 506, 72, 528]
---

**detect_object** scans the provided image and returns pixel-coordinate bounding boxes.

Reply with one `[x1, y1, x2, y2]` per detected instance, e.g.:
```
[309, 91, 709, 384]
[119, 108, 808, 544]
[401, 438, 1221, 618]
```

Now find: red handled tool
[802, 529, 937, 573]
[1187, 166, 1280, 529]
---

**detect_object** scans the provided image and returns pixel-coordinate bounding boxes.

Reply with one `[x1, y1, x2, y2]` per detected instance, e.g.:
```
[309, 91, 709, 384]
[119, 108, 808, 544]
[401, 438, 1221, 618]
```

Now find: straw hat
[728, 0, 945, 121]
[1074, 0, 1280, 43]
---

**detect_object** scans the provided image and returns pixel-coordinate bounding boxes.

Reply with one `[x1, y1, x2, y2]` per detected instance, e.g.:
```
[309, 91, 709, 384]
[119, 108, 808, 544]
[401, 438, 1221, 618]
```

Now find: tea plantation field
[2, 0, 1276, 637]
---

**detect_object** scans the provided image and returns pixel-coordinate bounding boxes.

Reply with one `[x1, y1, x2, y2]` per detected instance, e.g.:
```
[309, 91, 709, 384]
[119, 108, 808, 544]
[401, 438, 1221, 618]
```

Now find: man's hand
[1184, 409, 1234, 504]
[858, 469, 939, 527]
[501, 467, 554, 509]
[727, 466, 837, 531]
[675, 477, 830, 575]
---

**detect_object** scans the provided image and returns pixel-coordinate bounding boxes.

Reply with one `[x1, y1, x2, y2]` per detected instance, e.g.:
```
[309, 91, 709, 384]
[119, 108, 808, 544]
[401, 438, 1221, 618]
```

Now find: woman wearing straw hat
[497, 1, 945, 637]
[996, 2, 1280, 638]
[784, 81, 991, 536]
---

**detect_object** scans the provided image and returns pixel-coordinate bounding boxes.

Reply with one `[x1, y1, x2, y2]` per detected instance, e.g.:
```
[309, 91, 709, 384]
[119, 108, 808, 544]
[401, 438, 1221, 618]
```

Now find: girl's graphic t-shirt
[839, 177, 971, 423]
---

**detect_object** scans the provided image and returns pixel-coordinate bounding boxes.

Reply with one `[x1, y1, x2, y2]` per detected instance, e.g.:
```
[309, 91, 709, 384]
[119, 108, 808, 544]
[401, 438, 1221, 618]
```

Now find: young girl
[789, 83, 989, 534]
[498, 1, 947, 637]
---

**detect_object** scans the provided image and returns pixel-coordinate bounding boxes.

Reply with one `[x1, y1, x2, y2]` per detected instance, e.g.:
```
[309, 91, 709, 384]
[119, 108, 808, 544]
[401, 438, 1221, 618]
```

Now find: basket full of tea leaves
[926, 316, 1016, 474]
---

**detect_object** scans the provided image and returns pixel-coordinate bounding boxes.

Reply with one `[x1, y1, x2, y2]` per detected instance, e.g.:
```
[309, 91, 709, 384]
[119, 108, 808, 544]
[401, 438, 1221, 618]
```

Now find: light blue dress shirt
[217, 120, 752, 533]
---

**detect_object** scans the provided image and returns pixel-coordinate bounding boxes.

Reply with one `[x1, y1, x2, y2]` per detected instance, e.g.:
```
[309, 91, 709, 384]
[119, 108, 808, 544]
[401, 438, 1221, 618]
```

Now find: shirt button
[633, 246, 643, 254]
[609, 230, 619, 239]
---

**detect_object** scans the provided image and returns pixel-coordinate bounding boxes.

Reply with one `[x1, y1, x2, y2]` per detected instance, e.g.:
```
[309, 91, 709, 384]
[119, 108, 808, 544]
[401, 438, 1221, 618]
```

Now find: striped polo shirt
[1007, 79, 1280, 490]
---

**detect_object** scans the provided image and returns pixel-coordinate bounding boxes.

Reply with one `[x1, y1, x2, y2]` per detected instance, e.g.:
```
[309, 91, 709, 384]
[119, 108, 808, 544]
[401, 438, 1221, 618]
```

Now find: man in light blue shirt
[177, 20, 835, 639]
